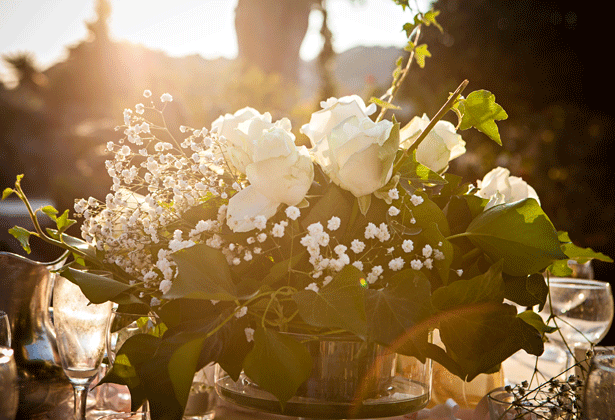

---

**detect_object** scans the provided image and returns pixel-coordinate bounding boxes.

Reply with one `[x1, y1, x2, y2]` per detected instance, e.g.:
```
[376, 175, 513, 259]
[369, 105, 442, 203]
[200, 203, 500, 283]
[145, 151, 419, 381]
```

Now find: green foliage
[457, 90, 508, 145]
[165, 243, 237, 301]
[293, 265, 368, 337]
[243, 328, 312, 405]
[364, 269, 432, 358]
[462, 199, 567, 276]
[61, 267, 137, 304]
[8, 226, 32, 253]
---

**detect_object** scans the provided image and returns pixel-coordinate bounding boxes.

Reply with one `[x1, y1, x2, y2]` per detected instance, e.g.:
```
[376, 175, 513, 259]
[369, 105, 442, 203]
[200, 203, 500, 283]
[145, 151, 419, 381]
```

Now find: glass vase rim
[546, 277, 612, 289]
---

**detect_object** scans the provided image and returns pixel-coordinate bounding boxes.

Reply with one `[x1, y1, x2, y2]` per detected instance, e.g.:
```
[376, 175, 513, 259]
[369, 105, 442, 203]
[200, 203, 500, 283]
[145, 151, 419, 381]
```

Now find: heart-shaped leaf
[243, 328, 312, 404]
[464, 199, 567, 276]
[165, 243, 237, 301]
[293, 265, 367, 337]
[365, 269, 432, 358]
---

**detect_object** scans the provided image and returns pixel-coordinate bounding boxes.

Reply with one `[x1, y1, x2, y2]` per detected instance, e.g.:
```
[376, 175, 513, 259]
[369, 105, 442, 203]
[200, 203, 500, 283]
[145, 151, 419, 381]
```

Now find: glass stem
[73, 384, 89, 420]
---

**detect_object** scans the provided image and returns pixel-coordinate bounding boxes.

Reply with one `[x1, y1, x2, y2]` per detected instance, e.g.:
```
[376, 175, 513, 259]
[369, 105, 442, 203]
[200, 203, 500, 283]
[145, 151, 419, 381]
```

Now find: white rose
[226, 123, 314, 232]
[476, 167, 540, 208]
[312, 115, 396, 197]
[300, 95, 377, 147]
[211, 107, 277, 173]
[399, 114, 466, 172]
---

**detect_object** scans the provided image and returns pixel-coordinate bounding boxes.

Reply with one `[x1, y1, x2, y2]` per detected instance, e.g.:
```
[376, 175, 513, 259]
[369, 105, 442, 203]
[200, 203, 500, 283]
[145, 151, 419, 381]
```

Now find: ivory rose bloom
[399, 114, 466, 172]
[300, 95, 377, 146]
[311, 115, 396, 197]
[476, 167, 540, 208]
[226, 120, 314, 232]
[211, 107, 276, 174]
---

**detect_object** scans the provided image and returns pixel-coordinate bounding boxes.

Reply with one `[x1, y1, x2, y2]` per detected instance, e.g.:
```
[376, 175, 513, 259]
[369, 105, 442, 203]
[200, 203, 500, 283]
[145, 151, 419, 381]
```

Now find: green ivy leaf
[464, 199, 567, 276]
[99, 334, 160, 412]
[408, 190, 450, 237]
[503, 273, 549, 310]
[2, 187, 15, 200]
[439, 302, 543, 380]
[8, 226, 32, 253]
[365, 269, 432, 359]
[301, 184, 353, 233]
[558, 231, 613, 263]
[369, 96, 401, 110]
[165, 243, 237, 301]
[413, 44, 431, 68]
[397, 150, 447, 186]
[423, 9, 443, 32]
[293, 265, 367, 337]
[61, 267, 136, 304]
[40, 205, 58, 218]
[517, 310, 557, 336]
[458, 90, 508, 145]
[243, 328, 312, 404]
[432, 260, 505, 310]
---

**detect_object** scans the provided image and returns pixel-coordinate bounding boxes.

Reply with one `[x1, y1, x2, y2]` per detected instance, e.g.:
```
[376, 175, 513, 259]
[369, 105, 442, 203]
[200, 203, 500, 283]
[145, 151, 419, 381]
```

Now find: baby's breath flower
[410, 259, 423, 270]
[135, 103, 145, 114]
[244, 327, 255, 342]
[410, 194, 424, 206]
[322, 276, 333, 286]
[143, 89, 152, 98]
[388, 206, 400, 216]
[388, 257, 405, 271]
[352, 260, 364, 271]
[334, 244, 347, 255]
[305, 283, 320, 293]
[235, 306, 248, 318]
[160, 93, 173, 103]
[350, 239, 365, 254]
[254, 215, 267, 230]
[159, 279, 172, 294]
[285, 206, 300, 220]
[433, 249, 445, 260]
[327, 216, 341, 231]
[402, 239, 414, 253]
[364, 222, 378, 239]
[388, 188, 399, 200]
[422, 244, 433, 258]
[257, 233, 267, 243]
[271, 223, 285, 238]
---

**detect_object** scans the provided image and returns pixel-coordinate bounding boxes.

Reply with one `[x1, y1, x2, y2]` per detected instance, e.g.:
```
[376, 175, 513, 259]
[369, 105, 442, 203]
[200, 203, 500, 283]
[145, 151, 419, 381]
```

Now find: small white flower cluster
[297, 188, 448, 291]
[74, 90, 238, 303]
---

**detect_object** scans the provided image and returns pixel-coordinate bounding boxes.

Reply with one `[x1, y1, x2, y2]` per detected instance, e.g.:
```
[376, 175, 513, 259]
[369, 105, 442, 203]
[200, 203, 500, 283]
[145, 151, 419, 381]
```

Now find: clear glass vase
[214, 333, 432, 419]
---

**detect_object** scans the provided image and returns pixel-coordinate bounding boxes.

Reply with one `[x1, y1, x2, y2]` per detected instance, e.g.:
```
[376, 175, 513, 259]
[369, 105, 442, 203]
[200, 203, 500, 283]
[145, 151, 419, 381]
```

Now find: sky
[0, 0, 430, 86]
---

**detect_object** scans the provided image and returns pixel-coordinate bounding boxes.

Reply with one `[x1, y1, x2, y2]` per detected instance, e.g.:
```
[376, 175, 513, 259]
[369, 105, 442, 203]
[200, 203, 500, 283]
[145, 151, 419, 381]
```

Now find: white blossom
[388, 257, 405, 271]
[235, 306, 248, 318]
[388, 206, 400, 216]
[285, 206, 300, 220]
[327, 216, 341, 231]
[410, 259, 423, 270]
[410, 194, 424, 206]
[402, 239, 414, 253]
[422, 244, 433, 258]
[160, 93, 173, 103]
[244, 327, 255, 342]
[305, 282, 320, 293]
[350, 239, 366, 254]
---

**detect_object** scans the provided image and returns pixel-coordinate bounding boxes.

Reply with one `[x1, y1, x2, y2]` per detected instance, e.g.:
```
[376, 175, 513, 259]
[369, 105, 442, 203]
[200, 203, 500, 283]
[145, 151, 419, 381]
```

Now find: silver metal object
[0, 252, 72, 419]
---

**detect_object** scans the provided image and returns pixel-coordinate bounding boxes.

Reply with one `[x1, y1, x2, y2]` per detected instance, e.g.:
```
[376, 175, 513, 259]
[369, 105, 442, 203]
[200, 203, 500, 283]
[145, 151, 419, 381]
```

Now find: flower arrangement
[3, 8, 612, 420]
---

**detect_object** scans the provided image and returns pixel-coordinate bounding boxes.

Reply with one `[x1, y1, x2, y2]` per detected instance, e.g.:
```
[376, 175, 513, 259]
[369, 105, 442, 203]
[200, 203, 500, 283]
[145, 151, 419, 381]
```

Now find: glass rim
[592, 354, 615, 374]
[545, 277, 611, 289]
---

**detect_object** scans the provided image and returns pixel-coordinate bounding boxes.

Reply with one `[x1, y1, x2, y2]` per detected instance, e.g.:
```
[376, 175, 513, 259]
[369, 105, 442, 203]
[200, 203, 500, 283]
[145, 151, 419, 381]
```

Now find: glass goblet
[0, 310, 11, 347]
[583, 353, 615, 420]
[53, 275, 113, 420]
[540, 278, 614, 367]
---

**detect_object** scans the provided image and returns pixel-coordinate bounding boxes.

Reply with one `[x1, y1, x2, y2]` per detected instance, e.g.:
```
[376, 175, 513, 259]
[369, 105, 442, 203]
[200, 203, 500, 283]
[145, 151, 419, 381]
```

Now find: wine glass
[583, 353, 615, 420]
[540, 278, 614, 368]
[0, 310, 11, 347]
[53, 275, 113, 420]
